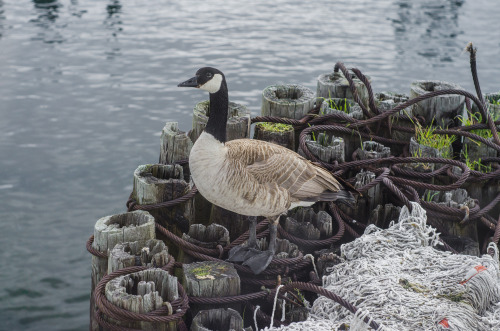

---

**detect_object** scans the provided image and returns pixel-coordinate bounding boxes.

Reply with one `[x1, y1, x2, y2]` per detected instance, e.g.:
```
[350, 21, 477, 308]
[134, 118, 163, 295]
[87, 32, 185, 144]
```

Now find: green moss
[257, 122, 293, 133]
[191, 263, 229, 278]
[191, 265, 212, 277]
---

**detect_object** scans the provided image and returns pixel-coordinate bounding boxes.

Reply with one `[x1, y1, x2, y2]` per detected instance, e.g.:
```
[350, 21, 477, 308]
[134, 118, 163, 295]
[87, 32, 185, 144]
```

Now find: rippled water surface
[0, 0, 499, 329]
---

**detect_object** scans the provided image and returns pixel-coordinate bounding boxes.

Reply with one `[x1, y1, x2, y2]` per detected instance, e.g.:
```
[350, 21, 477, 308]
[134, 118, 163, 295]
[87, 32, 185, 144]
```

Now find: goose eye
[206, 72, 213, 78]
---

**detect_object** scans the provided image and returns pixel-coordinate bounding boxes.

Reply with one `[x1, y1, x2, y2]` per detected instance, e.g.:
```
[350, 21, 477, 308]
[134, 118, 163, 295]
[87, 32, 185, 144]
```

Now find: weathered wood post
[188, 100, 251, 143]
[132, 164, 194, 256]
[316, 97, 364, 160]
[183, 261, 240, 317]
[298, 133, 345, 164]
[409, 80, 465, 128]
[104, 268, 179, 331]
[262, 84, 316, 151]
[191, 308, 252, 331]
[320, 97, 363, 119]
[409, 136, 453, 176]
[485, 92, 500, 121]
[179, 223, 230, 264]
[425, 189, 479, 256]
[159, 122, 193, 181]
[282, 207, 332, 253]
[368, 204, 401, 228]
[255, 237, 301, 259]
[90, 211, 156, 331]
[409, 137, 453, 160]
[472, 92, 500, 124]
[460, 137, 498, 218]
[261, 84, 315, 120]
[317, 69, 371, 108]
[351, 170, 383, 222]
[356, 141, 391, 160]
[209, 208, 252, 243]
[375, 92, 412, 148]
[108, 239, 170, 273]
[253, 122, 295, 150]
[189, 100, 251, 225]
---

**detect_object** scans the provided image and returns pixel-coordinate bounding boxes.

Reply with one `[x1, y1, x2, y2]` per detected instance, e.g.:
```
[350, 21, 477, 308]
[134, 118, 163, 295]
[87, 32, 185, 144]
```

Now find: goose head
[178, 67, 225, 94]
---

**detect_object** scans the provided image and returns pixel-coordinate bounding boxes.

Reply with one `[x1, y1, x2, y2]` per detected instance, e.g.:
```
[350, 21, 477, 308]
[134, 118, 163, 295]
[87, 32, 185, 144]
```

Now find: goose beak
[178, 76, 198, 88]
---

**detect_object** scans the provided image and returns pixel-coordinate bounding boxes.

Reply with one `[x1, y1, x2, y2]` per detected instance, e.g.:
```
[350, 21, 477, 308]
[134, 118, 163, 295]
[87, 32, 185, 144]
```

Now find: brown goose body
[189, 131, 343, 218]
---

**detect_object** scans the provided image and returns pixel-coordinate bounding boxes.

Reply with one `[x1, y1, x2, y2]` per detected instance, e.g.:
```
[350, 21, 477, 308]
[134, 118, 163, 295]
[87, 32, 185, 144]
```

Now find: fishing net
[266, 202, 500, 331]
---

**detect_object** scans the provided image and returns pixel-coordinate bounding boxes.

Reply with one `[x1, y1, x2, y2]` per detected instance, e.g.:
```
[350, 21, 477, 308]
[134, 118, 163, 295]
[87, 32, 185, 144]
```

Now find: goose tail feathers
[320, 189, 357, 208]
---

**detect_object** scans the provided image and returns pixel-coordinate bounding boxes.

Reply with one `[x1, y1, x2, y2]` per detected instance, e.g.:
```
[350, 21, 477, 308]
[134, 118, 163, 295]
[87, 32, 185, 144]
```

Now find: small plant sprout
[461, 144, 492, 173]
[328, 98, 349, 113]
[308, 123, 316, 142]
[423, 190, 439, 202]
[414, 120, 455, 159]
[457, 110, 493, 143]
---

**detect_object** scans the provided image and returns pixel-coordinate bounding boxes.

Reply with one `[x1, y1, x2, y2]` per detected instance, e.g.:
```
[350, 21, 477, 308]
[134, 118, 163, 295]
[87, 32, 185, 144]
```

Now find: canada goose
[178, 67, 356, 274]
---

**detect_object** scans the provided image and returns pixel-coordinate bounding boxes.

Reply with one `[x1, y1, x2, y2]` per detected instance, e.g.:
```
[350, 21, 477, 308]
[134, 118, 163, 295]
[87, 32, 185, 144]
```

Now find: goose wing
[226, 139, 341, 201]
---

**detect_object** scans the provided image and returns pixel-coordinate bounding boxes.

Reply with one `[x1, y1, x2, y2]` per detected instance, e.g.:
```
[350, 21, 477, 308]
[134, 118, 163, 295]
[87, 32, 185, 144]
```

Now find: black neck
[205, 80, 228, 143]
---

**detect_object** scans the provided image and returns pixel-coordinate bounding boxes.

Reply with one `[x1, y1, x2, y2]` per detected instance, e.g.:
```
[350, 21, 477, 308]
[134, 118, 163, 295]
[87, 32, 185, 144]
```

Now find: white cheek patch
[199, 74, 223, 93]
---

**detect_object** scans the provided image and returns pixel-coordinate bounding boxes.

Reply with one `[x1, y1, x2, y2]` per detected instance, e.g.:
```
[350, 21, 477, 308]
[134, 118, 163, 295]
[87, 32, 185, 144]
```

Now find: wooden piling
[255, 237, 301, 259]
[283, 207, 332, 252]
[132, 163, 194, 255]
[179, 223, 230, 264]
[353, 170, 383, 222]
[409, 80, 465, 128]
[183, 261, 240, 317]
[191, 308, 252, 331]
[91, 210, 156, 331]
[425, 189, 479, 256]
[104, 268, 179, 331]
[375, 92, 412, 149]
[317, 70, 371, 108]
[159, 122, 193, 181]
[319, 97, 364, 120]
[368, 204, 401, 228]
[108, 239, 170, 274]
[253, 122, 295, 150]
[472, 92, 500, 124]
[356, 141, 391, 160]
[188, 100, 251, 143]
[261, 84, 315, 120]
[209, 207, 251, 244]
[298, 133, 345, 163]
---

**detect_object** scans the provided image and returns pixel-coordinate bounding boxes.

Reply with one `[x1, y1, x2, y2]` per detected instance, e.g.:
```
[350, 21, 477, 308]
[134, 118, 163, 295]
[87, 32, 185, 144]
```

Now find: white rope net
[266, 202, 500, 331]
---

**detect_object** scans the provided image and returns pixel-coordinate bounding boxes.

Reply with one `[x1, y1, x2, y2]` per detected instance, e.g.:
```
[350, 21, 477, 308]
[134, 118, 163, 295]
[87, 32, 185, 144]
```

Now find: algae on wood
[183, 261, 240, 316]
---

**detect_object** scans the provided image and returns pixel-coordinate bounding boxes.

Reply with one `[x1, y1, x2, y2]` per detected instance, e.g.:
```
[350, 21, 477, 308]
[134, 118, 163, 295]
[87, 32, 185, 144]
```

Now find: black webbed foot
[227, 245, 261, 263]
[242, 249, 274, 275]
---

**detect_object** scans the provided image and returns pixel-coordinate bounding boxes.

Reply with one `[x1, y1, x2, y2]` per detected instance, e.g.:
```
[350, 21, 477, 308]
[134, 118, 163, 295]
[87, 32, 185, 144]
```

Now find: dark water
[0, 0, 499, 329]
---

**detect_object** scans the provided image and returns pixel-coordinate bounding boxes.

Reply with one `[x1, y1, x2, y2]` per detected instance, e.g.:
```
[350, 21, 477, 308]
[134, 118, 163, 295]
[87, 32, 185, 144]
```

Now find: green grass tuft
[257, 122, 293, 133]
[414, 121, 455, 159]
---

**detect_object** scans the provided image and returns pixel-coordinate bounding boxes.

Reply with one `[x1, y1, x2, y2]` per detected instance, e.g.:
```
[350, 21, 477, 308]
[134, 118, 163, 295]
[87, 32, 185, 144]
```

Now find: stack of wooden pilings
[88, 50, 500, 330]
